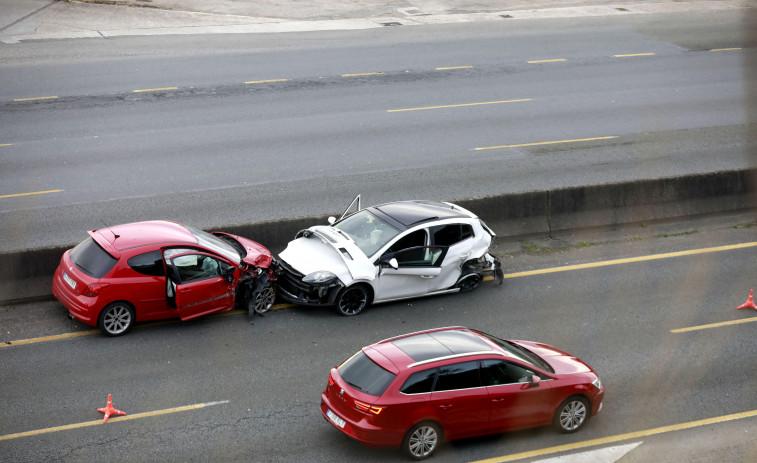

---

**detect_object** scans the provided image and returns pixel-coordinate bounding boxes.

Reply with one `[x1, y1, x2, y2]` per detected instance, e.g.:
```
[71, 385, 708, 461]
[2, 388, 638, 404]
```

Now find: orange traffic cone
[97, 394, 127, 423]
[737, 289, 757, 311]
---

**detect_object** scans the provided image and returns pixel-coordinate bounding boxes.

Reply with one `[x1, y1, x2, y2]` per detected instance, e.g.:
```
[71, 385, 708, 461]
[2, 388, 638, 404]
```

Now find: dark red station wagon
[320, 327, 604, 460]
[52, 221, 275, 336]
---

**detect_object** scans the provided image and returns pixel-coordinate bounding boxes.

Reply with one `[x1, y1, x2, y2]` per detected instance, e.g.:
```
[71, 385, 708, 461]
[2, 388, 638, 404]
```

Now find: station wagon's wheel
[335, 285, 369, 316]
[98, 302, 135, 337]
[403, 421, 442, 460]
[251, 286, 276, 314]
[553, 396, 589, 433]
[456, 271, 482, 292]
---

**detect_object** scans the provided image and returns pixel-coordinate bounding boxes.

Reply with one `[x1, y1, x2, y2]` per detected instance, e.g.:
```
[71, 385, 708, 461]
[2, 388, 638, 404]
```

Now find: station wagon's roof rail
[407, 350, 504, 369]
[379, 327, 500, 365]
[376, 326, 468, 344]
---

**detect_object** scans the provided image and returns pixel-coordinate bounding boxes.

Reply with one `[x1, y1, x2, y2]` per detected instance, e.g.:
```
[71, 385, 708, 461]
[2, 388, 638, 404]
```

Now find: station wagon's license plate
[326, 409, 345, 428]
[63, 272, 76, 290]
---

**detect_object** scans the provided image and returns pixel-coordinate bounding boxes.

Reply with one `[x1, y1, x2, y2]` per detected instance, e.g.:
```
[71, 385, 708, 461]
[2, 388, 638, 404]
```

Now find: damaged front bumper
[275, 259, 344, 306]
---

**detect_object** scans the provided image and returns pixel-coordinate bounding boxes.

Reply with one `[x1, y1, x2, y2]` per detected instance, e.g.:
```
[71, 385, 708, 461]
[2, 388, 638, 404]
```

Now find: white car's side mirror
[328, 216, 336, 225]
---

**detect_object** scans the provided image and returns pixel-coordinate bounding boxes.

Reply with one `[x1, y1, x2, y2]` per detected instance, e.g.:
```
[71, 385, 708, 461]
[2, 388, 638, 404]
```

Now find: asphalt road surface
[1, 211, 756, 462]
[1, 9, 756, 253]
[1, 7, 756, 461]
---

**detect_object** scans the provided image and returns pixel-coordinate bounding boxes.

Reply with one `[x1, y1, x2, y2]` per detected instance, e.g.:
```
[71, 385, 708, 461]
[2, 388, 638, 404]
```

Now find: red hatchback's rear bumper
[52, 262, 99, 327]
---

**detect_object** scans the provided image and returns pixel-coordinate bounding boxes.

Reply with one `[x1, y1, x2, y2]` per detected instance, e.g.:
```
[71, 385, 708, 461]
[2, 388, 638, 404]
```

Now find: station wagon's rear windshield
[70, 237, 118, 278]
[338, 351, 396, 397]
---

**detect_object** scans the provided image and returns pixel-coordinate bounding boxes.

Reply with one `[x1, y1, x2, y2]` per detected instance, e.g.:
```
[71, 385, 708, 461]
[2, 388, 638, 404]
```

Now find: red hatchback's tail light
[354, 400, 386, 415]
[83, 283, 110, 297]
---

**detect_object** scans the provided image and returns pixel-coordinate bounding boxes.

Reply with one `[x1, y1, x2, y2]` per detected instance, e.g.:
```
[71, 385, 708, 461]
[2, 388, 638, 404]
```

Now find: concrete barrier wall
[2, 168, 755, 304]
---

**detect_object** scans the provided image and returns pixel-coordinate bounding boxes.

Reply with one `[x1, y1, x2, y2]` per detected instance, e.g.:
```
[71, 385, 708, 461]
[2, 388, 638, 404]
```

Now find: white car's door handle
[420, 275, 435, 279]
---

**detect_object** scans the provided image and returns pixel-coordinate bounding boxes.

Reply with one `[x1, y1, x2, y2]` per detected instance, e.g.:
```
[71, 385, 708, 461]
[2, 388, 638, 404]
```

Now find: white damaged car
[276, 196, 502, 316]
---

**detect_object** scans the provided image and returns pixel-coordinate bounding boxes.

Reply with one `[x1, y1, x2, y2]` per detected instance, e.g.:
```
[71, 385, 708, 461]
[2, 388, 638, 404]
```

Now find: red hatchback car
[321, 327, 604, 460]
[52, 221, 276, 336]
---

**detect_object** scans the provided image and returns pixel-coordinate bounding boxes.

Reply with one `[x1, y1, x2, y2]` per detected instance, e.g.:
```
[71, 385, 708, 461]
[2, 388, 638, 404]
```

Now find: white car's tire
[456, 271, 482, 292]
[334, 285, 370, 316]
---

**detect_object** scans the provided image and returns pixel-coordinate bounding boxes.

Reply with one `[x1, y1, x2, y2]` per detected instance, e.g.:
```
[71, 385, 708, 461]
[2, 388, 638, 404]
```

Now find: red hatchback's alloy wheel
[251, 286, 276, 314]
[97, 302, 135, 337]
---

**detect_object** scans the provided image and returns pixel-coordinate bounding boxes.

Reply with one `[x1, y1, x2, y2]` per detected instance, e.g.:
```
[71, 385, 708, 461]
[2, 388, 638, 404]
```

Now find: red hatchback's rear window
[70, 237, 118, 278]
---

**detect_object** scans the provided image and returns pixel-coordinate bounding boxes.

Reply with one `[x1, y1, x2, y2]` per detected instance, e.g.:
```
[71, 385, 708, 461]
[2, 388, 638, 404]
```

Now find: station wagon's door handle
[438, 404, 453, 410]
[491, 398, 506, 403]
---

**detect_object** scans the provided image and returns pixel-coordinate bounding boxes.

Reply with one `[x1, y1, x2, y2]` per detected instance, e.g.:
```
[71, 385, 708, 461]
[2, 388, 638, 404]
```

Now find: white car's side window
[431, 224, 473, 247]
[387, 229, 427, 255]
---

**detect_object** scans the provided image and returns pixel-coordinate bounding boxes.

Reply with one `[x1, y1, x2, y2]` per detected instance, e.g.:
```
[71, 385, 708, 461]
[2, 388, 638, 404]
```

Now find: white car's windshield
[334, 210, 400, 257]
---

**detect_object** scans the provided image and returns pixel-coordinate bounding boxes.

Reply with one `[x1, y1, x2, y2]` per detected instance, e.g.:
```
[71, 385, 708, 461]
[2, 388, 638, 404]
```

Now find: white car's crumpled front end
[277, 226, 375, 306]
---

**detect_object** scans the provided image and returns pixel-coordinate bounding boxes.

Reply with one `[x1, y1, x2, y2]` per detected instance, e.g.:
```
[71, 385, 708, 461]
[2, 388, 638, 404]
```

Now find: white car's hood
[279, 226, 375, 282]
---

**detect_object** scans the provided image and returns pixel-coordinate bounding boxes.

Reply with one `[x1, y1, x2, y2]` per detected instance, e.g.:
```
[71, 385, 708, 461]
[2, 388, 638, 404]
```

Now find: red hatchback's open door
[163, 249, 236, 320]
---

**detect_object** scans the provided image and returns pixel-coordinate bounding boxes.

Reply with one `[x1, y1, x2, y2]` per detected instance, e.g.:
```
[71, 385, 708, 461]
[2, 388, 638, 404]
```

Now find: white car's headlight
[303, 271, 338, 285]
[592, 377, 602, 391]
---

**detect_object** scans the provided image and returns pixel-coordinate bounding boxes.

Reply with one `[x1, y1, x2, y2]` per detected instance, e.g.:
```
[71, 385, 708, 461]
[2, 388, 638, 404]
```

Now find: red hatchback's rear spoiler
[88, 229, 121, 259]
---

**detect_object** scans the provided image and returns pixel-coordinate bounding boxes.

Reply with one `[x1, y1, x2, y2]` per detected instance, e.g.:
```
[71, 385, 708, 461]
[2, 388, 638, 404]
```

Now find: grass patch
[733, 222, 756, 229]
[521, 240, 594, 254]
[660, 230, 699, 238]
[661, 230, 699, 238]
[522, 241, 553, 253]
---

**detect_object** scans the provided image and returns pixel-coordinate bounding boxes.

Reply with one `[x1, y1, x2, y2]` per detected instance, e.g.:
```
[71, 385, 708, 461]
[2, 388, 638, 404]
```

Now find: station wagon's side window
[435, 361, 481, 391]
[480, 359, 536, 385]
[400, 368, 437, 394]
[431, 224, 474, 246]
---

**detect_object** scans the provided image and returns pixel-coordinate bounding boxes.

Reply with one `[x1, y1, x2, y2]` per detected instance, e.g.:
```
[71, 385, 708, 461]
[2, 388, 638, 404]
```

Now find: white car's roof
[363, 200, 475, 231]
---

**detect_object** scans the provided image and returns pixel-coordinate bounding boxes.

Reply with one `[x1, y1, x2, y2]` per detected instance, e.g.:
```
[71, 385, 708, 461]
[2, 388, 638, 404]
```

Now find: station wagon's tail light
[83, 283, 110, 297]
[354, 400, 386, 415]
